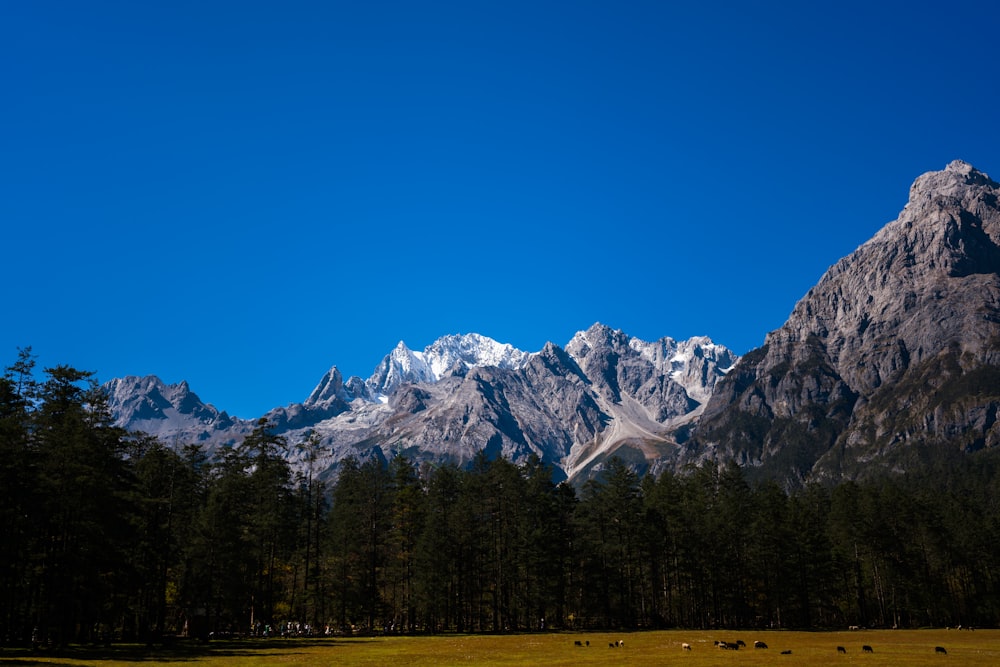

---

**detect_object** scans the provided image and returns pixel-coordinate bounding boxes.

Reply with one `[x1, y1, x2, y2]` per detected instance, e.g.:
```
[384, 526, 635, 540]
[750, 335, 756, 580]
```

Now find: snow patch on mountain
[365, 333, 533, 396]
[422, 333, 532, 377]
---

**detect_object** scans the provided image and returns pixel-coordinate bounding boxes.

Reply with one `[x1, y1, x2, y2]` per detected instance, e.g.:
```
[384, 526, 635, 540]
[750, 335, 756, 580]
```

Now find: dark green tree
[0, 348, 37, 644]
[129, 436, 205, 640]
[289, 431, 327, 629]
[32, 365, 136, 645]
[385, 454, 425, 632]
[325, 456, 391, 632]
[413, 462, 465, 632]
[575, 458, 643, 628]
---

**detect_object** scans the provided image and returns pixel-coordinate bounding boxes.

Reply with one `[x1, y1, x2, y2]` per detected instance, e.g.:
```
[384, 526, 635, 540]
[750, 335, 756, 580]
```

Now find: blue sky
[3, 1, 999, 418]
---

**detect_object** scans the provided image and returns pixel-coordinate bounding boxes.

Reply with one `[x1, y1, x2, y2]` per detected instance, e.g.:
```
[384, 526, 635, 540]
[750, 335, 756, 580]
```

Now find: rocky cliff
[688, 160, 1000, 487]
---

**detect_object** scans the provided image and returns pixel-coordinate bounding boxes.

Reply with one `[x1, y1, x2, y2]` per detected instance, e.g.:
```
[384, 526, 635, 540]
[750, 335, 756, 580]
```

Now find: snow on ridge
[628, 336, 679, 370]
[363, 333, 533, 397]
[423, 333, 531, 379]
[365, 341, 436, 396]
[668, 337, 740, 404]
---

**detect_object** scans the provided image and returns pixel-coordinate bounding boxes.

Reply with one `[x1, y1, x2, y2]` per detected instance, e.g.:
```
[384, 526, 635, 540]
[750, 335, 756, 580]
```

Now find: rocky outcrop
[688, 161, 1000, 487]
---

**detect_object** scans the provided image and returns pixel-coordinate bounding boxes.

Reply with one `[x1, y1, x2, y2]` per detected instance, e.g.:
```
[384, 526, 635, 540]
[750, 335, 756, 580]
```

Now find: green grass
[1, 629, 994, 666]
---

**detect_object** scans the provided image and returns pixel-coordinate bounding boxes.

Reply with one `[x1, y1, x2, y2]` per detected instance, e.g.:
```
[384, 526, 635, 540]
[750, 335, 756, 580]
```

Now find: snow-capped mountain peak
[422, 333, 532, 378]
[365, 341, 436, 397]
[365, 333, 531, 396]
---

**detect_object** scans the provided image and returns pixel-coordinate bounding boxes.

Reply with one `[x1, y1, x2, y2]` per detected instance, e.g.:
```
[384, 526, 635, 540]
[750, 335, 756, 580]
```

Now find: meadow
[1, 629, 994, 666]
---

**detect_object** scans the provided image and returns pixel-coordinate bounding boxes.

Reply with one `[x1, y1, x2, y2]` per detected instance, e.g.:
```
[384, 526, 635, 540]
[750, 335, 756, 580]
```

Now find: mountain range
[105, 160, 1000, 487]
[105, 328, 737, 484]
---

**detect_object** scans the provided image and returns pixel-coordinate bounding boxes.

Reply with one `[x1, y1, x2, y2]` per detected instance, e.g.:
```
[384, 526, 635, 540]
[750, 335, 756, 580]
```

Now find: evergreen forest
[3, 351, 1000, 648]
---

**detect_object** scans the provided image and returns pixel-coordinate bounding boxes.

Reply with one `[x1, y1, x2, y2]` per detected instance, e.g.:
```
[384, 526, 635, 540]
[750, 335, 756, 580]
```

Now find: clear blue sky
[3, 1, 999, 418]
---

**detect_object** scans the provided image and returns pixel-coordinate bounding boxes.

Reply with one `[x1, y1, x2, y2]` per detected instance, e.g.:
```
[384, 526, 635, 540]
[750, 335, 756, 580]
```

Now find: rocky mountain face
[104, 326, 737, 484]
[687, 160, 1000, 487]
[104, 376, 248, 444]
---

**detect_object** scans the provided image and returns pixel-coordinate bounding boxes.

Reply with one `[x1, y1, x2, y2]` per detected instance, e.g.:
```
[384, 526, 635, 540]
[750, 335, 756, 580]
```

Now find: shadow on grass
[0, 637, 371, 664]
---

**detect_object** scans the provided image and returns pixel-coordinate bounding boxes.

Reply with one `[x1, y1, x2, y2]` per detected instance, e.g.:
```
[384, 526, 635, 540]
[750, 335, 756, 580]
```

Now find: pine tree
[386, 454, 425, 632]
[413, 463, 464, 632]
[32, 365, 135, 645]
[0, 348, 37, 645]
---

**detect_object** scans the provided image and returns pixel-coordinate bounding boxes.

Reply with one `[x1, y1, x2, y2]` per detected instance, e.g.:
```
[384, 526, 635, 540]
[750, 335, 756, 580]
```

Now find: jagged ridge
[105, 326, 737, 484]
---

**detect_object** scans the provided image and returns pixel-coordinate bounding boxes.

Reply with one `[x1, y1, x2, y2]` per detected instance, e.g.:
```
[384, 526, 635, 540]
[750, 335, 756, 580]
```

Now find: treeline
[3, 352, 1000, 647]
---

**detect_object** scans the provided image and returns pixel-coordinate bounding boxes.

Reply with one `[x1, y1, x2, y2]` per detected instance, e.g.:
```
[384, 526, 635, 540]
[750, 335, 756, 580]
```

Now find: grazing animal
[863, 645, 874, 653]
[682, 642, 691, 650]
[935, 646, 948, 654]
[574, 640, 582, 646]
[586, 641, 589, 647]
[736, 640, 746, 647]
[781, 649, 792, 654]
[609, 642, 615, 648]
[618, 640, 624, 647]
[754, 640, 768, 649]
[837, 646, 847, 653]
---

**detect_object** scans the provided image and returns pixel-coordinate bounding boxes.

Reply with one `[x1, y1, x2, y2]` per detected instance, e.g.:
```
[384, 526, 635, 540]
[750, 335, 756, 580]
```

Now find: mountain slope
[687, 160, 1000, 487]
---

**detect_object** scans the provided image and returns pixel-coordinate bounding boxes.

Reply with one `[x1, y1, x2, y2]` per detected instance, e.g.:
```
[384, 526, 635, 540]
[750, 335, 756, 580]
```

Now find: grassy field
[0, 629, 994, 666]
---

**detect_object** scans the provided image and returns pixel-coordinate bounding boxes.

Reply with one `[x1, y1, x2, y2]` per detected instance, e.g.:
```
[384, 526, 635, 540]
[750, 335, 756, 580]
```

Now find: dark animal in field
[736, 640, 746, 647]
[863, 645, 874, 653]
[837, 646, 847, 653]
[935, 646, 948, 654]
[574, 640, 582, 646]
[609, 642, 615, 648]
[781, 649, 792, 654]
[754, 640, 768, 649]
[585, 641, 589, 646]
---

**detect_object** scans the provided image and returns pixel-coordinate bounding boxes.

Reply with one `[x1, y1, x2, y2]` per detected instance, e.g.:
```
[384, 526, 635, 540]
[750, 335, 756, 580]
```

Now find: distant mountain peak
[365, 332, 532, 396]
[305, 366, 348, 406]
[104, 374, 239, 442]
